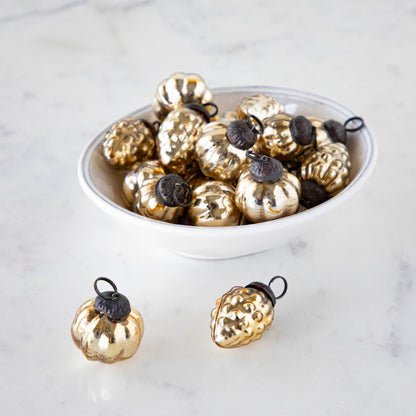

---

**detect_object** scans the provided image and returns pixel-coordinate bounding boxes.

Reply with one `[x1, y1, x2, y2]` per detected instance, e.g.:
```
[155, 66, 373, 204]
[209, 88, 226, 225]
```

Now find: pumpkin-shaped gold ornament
[102, 118, 156, 168]
[135, 172, 193, 223]
[254, 115, 317, 162]
[195, 115, 264, 183]
[210, 276, 288, 348]
[157, 103, 217, 175]
[188, 181, 241, 227]
[71, 278, 144, 364]
[122, 160, 164, 207]
[236, 93, 284, 121]
[235, 151, 301, 223]
[152, 72, 213, 121]
[307, 117, 331, 146]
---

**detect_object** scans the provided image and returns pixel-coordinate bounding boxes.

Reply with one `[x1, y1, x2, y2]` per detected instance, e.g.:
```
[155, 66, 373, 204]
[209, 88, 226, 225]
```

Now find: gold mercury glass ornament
[187, 181, 241, 227]
[298, 142, 351, 208]
[152, 72, 213, 121]
[236, 93, 284, 121]
[195, 114, 264, 183]
[122, 160, 164, 207]
[121, 161, 142, 206]
[157, 103, 217, 175]
[71, 277, 144, 364]
[235, 151, 301, 223]
[135, 172, 193, 223]
[211, 276, 288, 348]
[254, 114, 317, 162]
[102, 117, 156, 168]
[297, 116, 364, 208]
[307, 117, 332, 147]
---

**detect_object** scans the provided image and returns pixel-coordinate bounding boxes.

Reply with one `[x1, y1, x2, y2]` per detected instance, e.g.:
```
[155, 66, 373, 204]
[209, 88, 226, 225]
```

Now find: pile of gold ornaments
[102, 72, 362, 227]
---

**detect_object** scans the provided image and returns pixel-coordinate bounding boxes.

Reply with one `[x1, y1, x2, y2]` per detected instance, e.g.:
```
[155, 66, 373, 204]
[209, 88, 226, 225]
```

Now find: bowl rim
[78, 85, 377, 236]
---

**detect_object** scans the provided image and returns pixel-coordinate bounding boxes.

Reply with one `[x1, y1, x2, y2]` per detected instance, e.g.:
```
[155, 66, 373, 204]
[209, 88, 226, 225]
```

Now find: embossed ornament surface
[210, 286, 274, 348]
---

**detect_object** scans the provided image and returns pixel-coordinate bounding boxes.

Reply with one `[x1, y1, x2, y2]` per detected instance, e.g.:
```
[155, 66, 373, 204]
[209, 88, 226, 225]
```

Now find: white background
[0, 0, 415, 415]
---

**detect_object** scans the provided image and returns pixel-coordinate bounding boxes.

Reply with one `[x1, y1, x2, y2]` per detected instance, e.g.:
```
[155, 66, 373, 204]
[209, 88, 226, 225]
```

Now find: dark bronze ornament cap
[246, 150, 284, 183]
[300, 179, 329, 208]
[226, 115, 263, 150]
[323, 119, 347, 144]
[246, 276, 288, 308]
[156, 174, 193, 207]
[289, 115, 314, 146]
[93, 277, 131, 322]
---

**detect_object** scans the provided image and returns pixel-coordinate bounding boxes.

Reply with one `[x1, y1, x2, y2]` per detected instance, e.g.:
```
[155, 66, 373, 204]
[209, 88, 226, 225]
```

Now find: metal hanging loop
[203, 102, 219, 117]
[173, 182, 193, 207]
[246, 150, 271, 164]
[94, 277, 119, 300]
[247, 114, 264, 135]
[268, 275, 288, 300]
[344, 116, 365, 132]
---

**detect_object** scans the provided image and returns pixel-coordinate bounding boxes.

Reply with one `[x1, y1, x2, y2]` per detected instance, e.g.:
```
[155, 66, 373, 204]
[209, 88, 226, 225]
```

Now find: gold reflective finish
[134, 171, 184, 223]
[71, 299, 144, 364]
[122, 160, 164, 207]
[221, 110, 237, 120]
[236, 93, 284, 121]
[184, 165, 208, 189]
[188, 181, 241, 227]
[152, 72, 213, 121]
[298, 142, 351, 195]
[102, 118, 155, 168]
[157, 107, 206, 175]
[121, 162, 142, 206]
[254, 115, 332, 162]
[202, 117, 234, 133]
[307, 117, 332, 147]
[195, 122, 248, 182]
[235, 168, 301, 223]
[254, 113, 301, 160]
[210, 286, 274, 348]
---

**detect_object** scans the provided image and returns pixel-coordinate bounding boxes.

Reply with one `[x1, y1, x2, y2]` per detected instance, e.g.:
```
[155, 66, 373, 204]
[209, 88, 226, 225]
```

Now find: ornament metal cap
[226, 115, 264, 150]
[300, 179, 330, 208]
[93, 277, 131, 322]
[183, 102, 218, 123]
[246, 275, 288, 307]
[246, 150, 284, 183]
[155, 174, 193, 207]
[324, 116, 365, 144]
[289, 115, 314, 146]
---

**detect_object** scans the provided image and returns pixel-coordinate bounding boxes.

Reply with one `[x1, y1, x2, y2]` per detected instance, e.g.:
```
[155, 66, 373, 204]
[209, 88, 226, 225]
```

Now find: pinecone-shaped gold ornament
[210, 276, 288, 348]
[152, 72, 213, 121]
[71, 278, 144, 364]
[298, 142, 351, 208]
[102, 118, 155, 168]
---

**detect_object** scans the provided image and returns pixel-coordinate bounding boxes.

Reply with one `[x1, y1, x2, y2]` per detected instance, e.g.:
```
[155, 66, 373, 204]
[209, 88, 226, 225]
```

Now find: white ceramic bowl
[78, 86, 376, 259]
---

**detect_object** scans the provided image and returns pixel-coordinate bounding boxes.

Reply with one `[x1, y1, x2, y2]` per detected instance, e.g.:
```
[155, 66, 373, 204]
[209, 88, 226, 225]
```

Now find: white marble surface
[1, 0, 415, 414]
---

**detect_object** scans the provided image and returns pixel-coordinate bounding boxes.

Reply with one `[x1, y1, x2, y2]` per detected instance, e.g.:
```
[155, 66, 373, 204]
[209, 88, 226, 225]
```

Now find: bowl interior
[80, 86, 375, 230]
